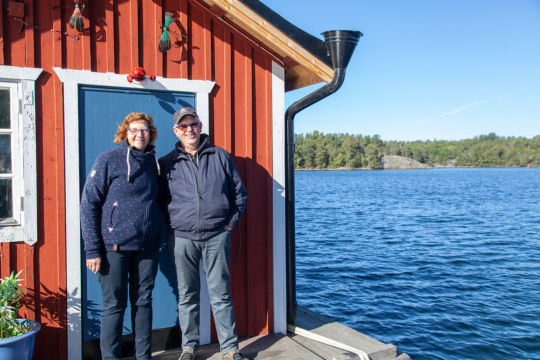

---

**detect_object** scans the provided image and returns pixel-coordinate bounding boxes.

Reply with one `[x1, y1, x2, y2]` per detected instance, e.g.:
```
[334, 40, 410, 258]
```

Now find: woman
[80, 112, 162, 360]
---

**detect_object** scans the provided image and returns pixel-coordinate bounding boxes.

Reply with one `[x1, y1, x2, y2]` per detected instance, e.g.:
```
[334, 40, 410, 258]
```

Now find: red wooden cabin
[0, 0, 339, 358]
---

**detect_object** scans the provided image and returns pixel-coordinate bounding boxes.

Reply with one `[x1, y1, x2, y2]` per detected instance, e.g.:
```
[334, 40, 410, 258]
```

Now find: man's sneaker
[179, 349, 195, 360]
[222, 349, 248, 360]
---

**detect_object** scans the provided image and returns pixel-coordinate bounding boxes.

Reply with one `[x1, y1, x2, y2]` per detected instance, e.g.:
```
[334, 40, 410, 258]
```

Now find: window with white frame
[0, 66, 41, 245]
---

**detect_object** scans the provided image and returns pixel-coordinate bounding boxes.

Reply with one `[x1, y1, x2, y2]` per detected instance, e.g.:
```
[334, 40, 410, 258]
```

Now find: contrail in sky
[437, 95, 505, 119]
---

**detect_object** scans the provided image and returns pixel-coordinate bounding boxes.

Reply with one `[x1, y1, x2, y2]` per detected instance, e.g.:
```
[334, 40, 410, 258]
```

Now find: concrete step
[293, 306, 406, 360]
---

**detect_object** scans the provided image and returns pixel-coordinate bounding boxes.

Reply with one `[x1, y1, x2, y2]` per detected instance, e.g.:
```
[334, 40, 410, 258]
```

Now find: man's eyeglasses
[175, 122, 200, 133]
[127, 128, 150, 135]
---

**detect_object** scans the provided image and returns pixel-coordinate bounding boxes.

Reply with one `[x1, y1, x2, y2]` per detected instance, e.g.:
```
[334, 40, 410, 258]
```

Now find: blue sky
[261, 0, 540, 141]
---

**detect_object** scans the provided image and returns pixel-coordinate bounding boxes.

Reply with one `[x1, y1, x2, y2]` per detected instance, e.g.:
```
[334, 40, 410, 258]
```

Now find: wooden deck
[127, 307, 410, 360]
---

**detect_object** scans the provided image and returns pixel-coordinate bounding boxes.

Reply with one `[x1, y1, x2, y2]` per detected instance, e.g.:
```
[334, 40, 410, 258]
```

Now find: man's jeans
[170, 230, 238, 354]
[98, 248, 159, 360]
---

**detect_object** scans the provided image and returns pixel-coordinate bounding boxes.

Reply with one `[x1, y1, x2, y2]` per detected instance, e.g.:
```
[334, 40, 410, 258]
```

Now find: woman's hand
[86, 257, 102, 274]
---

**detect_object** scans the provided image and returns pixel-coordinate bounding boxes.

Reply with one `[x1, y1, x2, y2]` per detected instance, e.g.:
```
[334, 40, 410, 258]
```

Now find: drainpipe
[286, 30, 362, 325]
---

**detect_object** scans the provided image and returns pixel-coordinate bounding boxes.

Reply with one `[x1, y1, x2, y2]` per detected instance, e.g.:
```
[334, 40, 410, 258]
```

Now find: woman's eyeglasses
[175, 122, 200, 133]
[127, 128, 150, 135]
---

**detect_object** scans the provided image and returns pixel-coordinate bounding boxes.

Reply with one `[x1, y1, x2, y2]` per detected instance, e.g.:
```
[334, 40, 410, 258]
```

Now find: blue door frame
[78, 85, 195, 344]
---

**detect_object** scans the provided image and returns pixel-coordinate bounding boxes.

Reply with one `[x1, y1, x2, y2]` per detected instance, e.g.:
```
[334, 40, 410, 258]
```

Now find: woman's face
[126, 120, 150, 151]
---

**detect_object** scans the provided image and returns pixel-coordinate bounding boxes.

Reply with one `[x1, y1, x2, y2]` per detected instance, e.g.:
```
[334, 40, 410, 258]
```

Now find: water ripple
[296, 168, 540, 360]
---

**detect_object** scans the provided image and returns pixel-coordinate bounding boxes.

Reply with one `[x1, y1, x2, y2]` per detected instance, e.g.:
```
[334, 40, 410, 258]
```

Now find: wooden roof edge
[198, 0, 335, 90]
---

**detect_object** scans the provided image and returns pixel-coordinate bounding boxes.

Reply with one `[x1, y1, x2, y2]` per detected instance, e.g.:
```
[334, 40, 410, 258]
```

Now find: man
[159, 107, 248, 360]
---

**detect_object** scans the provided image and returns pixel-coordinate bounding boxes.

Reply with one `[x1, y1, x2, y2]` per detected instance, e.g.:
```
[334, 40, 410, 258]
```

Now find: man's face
[174, 115, 202, 150]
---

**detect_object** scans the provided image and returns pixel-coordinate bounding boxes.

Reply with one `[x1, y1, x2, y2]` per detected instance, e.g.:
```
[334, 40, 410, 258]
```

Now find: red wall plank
[0, 0, 4, 64]
[81, 0, 92, 70]
[116, 0, 136, 72]
[211, 20, 232, 151]
[179, 0, 189, 78]
[141, 0, 162, 76]
[91, 0, 107, 72]
[23, 0, 35, 67]
[189, 0, 211, 80]
[6, 7, 25, 66]
[231, 36, 252, 338]
[31, 3, 67, 359]
[106, 0, 117, 72]
[246, 48, 272, 335]
[0, 243, 11, 277]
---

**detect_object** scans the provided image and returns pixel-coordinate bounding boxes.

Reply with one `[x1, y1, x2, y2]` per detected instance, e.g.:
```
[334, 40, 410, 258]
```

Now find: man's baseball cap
[173, 107, 199, 126]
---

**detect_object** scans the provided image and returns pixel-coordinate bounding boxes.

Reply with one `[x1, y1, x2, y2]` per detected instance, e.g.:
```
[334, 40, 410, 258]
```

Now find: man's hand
[225, 226, 233, 232]
[86, 257, 101, 274]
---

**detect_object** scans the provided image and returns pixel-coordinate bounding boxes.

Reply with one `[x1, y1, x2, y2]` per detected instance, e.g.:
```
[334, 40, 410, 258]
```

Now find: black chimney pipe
[286, 30, 362, 326]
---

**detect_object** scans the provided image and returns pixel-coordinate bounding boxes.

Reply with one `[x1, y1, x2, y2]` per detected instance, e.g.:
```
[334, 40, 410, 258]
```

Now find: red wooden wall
[0, 0, 277, 357]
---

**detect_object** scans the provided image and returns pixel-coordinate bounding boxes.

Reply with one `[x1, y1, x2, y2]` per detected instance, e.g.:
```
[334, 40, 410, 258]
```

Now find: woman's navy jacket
[80, 141, 163, 259]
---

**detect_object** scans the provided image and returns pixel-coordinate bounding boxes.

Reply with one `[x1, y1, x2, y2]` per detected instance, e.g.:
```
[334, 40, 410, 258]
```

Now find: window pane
[0, 134, 11, 174]
[0, 179, 12, 219]
[0, 89, 10, 129]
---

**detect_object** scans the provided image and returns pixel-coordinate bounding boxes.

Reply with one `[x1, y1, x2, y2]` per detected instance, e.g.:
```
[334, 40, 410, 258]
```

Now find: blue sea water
[295, 168, 540, 360]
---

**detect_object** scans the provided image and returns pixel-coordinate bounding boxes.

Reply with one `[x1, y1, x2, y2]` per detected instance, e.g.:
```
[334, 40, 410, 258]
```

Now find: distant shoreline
[294, 133, 539, 170]
[295, 154, 537, 171]
[295, 165, 536, 171]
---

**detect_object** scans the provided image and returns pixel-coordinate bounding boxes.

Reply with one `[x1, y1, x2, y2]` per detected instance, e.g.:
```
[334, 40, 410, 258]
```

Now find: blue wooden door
[78, 86, 194, 345]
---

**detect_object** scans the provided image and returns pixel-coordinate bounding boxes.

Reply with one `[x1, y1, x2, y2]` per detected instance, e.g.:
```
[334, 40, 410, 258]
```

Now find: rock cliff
[381, 155, 429, 169]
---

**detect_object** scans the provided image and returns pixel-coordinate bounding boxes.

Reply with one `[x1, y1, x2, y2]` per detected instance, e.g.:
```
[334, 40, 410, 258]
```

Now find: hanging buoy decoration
[69, 0, 85, 32]
[158, 12, 175, 52]
[127, 67, 156, 82]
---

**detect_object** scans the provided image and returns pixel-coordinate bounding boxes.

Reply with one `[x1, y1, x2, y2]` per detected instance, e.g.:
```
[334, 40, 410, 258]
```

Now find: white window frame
[0, 65, 42, 246]
[53, 67, 215, 359]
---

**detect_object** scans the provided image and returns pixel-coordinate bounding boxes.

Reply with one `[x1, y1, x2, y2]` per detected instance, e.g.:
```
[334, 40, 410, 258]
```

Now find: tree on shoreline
[294, 132, 540, 169]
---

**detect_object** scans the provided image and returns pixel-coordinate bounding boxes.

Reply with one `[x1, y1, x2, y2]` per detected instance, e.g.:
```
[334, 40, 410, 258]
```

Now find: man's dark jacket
[159, 134, 248, 241]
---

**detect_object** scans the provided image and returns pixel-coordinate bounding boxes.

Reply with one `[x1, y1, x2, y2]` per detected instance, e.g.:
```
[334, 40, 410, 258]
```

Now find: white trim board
[0, 65, 42, 81]
[271, 61, 287, 334]
[53, 68, 215, 359]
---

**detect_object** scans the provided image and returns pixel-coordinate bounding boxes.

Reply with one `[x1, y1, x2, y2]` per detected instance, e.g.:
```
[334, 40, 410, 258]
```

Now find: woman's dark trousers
[98, 248, 159, 360]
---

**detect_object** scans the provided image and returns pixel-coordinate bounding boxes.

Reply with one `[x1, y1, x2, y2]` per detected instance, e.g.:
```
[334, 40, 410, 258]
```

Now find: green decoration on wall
[158, 12, 175, 52]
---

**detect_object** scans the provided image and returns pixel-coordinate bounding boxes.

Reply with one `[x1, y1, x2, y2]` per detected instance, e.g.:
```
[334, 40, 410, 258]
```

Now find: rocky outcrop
[381, 155, 429, 169]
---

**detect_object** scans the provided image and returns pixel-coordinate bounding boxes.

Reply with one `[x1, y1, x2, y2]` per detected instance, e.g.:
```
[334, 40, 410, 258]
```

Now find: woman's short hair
[113, 112, 157, 145]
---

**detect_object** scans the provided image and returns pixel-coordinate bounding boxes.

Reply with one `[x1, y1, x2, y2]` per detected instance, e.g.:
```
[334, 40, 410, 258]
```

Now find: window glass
[0, 134, 11, 174]
[0, 89, 9, 129]
[0, 179, 12, 220]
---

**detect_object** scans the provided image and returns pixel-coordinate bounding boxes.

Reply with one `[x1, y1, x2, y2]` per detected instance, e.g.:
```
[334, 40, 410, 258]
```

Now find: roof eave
[197, 0, 334, 91]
